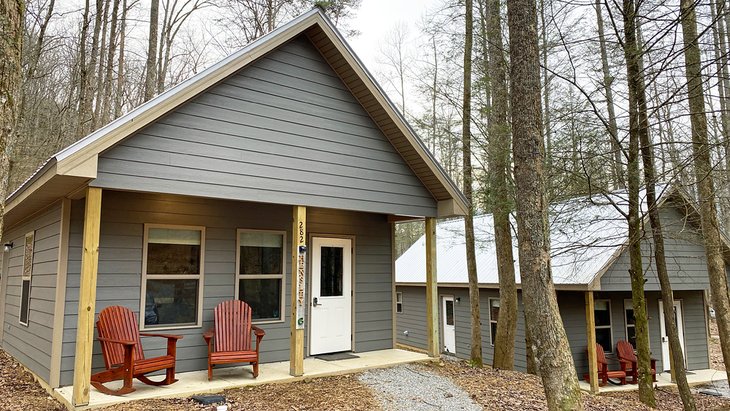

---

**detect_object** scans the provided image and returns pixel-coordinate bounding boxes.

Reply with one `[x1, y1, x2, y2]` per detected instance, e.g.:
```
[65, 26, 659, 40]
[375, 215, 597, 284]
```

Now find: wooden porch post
[425, 217, 440, 358]
[585, 290, 599, 394]
[72, 187, 103, 406]
[290, 206, 306, 376]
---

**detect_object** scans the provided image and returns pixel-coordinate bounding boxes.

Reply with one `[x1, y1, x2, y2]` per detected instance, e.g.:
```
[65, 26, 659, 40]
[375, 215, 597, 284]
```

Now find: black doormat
[315, 352, 359, 361]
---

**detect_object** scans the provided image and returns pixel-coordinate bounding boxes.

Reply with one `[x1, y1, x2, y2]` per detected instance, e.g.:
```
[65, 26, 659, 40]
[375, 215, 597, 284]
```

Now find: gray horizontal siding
[0, 202, 62, 383]
[60, 190, 394, 386]
[92, 35, 437, 218]
[601, 207, 711, 291]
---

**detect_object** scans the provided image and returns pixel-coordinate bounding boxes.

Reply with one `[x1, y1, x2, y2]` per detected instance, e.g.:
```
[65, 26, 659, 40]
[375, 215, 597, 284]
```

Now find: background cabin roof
[395, 185, 730, 290]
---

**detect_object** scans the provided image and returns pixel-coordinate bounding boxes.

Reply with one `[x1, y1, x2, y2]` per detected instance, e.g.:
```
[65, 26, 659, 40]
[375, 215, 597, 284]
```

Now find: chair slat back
[617, 340, 637, 362]
[214, 300, 252, 352]
[97, 306, 144, 368]
[596, 343, 608, 364]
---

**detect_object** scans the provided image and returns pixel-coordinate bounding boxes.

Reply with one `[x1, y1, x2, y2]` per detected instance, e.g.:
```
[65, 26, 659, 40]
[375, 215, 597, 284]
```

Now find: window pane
[596, 328, 612, 353]
[594, 301, 611, 327]
[239, 232, 283, 275]
[145, 279, 198, 326]
[627, 326, 637, 348]
[490, 299, 500, 322]
[149, 228, 201, 245]
[23, 233, 34, 278]
[20, 280, 30, 324]
[491, 322, 498, 345]
[626, 308, 635, 326]
[147, 243, 201, 274]
[320, 246, 343, 297]
[239, 278, 281, 320]
[445, 300, 454, 326]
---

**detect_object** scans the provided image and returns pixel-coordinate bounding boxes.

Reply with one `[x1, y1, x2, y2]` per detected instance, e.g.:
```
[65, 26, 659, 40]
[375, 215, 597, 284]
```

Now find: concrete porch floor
[55, 349, 432, 410]
[578, 368, 728, 393]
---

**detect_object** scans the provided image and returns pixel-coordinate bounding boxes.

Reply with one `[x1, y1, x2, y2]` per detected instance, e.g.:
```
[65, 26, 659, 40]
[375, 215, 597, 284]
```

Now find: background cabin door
[442, 295, 456, 354]
[659, 300, 686, 371]
[310, 237, 352, 355]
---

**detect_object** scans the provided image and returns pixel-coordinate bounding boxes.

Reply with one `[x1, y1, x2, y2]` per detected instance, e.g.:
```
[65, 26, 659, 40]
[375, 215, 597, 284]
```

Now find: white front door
[310, 237, 352, 355]
[659, 300, 686, 372]
[442, 296, 456, 354]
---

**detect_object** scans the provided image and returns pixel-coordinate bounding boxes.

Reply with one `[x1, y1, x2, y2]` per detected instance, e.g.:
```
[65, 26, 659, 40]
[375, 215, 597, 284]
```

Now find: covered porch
[578, 368, 725, 393]
[55, 349, 431, 409]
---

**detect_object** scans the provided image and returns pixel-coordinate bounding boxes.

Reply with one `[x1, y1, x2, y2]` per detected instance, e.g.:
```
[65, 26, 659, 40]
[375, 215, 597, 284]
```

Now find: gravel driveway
[358, 363, 482, 410]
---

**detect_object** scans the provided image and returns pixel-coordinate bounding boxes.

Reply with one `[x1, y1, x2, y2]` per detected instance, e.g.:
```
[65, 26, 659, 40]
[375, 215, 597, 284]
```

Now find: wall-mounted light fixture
[3, 242, 13, 252]
[455, 297, 461, 303]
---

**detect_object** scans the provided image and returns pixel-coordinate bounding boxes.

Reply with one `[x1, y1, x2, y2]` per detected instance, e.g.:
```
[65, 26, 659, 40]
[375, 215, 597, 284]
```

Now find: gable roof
[395, 185, 730, 290]
[4, 9, 467, 228]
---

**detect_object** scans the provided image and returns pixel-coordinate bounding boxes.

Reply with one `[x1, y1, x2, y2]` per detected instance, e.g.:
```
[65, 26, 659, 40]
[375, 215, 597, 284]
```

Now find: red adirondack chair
[90, 306, 183, 396]
[584, 343, 628, 386]
[203, 300, 265, 381]
[616, 340, 657, 384]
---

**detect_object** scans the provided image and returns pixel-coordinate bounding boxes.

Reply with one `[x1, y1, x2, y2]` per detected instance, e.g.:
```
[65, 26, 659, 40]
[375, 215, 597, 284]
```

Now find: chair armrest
[251, 325, 266, 337]
[203, 329, 214, 341]
[97, 336, 137, 346]
[139, 332, 184, 340]
[618, 359, 630, 371]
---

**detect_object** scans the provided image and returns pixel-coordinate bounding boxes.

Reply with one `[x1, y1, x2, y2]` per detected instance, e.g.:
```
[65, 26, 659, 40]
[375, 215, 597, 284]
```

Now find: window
[141, 225, 204, 329]
[625, 299, 636, 348]
[19, 232, 34, 326]
[236, 230, 285, 322]
[594, 299, 613, 353]
[396, 292, 403, 313]
[489, 298, 499, 346]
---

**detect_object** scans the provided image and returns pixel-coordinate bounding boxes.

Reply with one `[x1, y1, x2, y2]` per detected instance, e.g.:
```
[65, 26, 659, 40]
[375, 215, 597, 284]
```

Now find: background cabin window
[19, 232, 34, 326]
[489, 298, 500, 345]
[625, 300, 636, 348]
[594, 299, 613, 353]
[142, 226, 204, 328]
[237, 230, 285, 322]
[396, 292, 403, 313]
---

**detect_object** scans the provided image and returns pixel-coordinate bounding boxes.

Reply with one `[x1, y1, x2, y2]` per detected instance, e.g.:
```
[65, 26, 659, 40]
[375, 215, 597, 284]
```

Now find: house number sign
[295, 222, 306, 330]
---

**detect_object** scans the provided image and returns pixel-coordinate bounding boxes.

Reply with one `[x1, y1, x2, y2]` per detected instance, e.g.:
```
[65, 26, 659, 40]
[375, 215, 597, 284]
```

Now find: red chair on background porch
[91, 306, 183, 396]
[584, 343, 628, 386]
[616, 340, 657, 384]
[203, 300, 265, 381]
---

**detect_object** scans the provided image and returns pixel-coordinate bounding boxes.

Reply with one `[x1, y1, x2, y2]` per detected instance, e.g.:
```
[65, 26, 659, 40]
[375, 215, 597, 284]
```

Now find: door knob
[313, 297, 321, 307]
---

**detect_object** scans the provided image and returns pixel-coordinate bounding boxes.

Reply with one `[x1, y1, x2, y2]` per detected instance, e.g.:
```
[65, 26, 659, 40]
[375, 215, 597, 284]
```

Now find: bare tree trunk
[75, 0, 92, 136]
[506, 0, 582, 408]
[144, 0, 159, 101]
[93, 0, 110, 128]
[487, 0, 517, 371]
[114, 0, 126, 117]
[595, 0, 624, 188]
[540, 0, 551, 166]
[680, 0, 730, 384]
[462, 0, 483, 367]
[0, 0, 24, 243]
[621, 0, 655, 405]
[100, 0, 120, 125]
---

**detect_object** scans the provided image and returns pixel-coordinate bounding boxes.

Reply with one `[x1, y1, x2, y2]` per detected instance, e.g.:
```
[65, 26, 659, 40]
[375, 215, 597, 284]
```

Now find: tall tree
[506, 0, 582, 408]
[0, 0, 25, 243]
[620, 0, 655, 405]
[679, 0, 730, 384]
[486, 0, 517, 370]
[144, 0, 159, 101]
[462, 0, 483, 367]
[594, 0, 624, 188]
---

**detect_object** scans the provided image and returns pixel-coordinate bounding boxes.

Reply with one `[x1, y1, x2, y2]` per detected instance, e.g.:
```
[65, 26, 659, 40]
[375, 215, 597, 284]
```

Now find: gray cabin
[395, 186, 730, 378]
[0, 9, 467, 406]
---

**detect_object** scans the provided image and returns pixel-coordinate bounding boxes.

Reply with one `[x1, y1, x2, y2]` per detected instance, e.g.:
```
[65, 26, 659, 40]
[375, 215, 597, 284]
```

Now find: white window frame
[624, 299, 635, 345]
[140, 224, 205, 331]
[489, 297, 499, 346]
[19, 232, 34, 327]
[396, 292, 403, 313]
[594, 299, 613, 353]
[235, 228, 286, 324]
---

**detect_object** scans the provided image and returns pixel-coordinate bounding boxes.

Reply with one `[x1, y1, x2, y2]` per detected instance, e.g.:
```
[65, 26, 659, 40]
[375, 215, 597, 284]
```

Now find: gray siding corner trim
[49, 199, 71, 388]
[93, 36, 437, 218]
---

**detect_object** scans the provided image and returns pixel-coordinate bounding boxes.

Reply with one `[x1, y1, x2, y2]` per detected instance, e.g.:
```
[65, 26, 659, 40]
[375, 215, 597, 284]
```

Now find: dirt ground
[1, 347, 729, 411]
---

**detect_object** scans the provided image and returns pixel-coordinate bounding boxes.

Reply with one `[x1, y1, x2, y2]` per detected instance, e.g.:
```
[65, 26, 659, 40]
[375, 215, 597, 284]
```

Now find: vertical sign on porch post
[290, 206, 306, 376]
[72, 187, 103, 406]
[425, 217, 440, 358]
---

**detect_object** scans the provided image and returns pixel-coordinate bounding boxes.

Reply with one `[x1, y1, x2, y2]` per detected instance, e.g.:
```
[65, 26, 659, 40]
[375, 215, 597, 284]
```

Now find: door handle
[313, 297, 321, 307]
